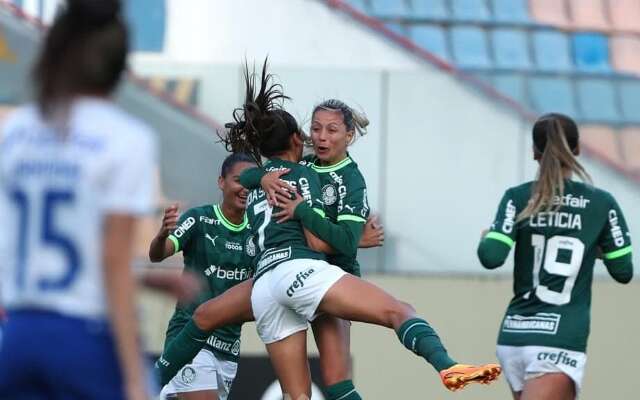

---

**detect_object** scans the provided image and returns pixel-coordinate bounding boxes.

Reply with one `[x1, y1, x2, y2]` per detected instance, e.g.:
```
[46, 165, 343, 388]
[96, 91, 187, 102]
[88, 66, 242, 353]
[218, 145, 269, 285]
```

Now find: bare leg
[266, 330, 312, 400]
[318, 274, 415, 328]
[193, 278, 255, 330]
[521, 373, 575, 400]
[178, 391, 218, 400]
[312, 315, 352, 386]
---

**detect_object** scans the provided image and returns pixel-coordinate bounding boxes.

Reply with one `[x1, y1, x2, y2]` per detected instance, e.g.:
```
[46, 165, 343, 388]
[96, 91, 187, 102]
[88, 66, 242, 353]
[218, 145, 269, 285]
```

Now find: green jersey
[479, 181, 633, 352]
[164, 204, 254, 362]
[300, 154, 370, 276]
[245, 158, 326, 280]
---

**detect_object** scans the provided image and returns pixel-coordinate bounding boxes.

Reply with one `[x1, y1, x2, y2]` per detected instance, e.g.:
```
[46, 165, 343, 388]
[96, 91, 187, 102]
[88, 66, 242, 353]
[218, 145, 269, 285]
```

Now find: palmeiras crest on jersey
[181, 366, 197, 384]
[246, 235, 256, 257]
[231, 339, 241, 356]
[322, 184, 337, 205]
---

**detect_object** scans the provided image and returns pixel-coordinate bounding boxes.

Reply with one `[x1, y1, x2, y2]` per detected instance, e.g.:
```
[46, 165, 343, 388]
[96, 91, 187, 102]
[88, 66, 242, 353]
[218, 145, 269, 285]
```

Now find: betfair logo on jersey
[204, 265, 252, 281]
[173, 217, 196, 238]
[502, 200, 516, 234]
[502, 313, 560, 335]
[551, 194, 590, 209]
[206, 336, 241, 356]
[286, 268, 316, 297]
[608, 210, 626, 247]
[537, 351, 578, 368]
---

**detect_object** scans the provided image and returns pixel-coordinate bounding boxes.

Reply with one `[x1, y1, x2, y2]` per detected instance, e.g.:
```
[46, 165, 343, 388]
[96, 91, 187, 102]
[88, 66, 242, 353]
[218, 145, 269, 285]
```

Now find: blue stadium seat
[528, 77, 578, 117]
[370, 0, 410, 18]
[385, 22, 408, 36]
[532, 30, 572, 72]
[344, 0, 368, 13]
[492, 73, 528, 104]
[411, 0, 449, 20]
[450, 27, 492, 69]
[491, 29, 531, 70]
[576, 79, 620, 123]
[572, 33, 611, 74]
[410, 25, 450, 60]
[451, 0, 490, 21]
[491, 0, 530, 24]
[619, 80, 640, 124]
[124, 0, 166, 52]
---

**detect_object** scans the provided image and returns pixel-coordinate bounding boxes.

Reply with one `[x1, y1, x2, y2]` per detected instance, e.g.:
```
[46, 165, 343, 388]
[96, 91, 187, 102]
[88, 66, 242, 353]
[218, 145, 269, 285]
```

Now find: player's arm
[598, 194, 633, 284]
[149, 204, 180, 262]
[239, 167, 292, 206]
[102, 131, 157, 398]
[477, 188, 518, 269]
[150, 208, 199, 262]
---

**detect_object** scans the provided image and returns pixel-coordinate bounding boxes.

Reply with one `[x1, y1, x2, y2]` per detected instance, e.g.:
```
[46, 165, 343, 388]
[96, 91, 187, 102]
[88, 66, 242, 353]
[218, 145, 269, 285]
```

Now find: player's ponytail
[518, 113, 592, 221]
[220, 59, 300, 166]
[312, 99, 369, 144]
[33, 0, 128, 118]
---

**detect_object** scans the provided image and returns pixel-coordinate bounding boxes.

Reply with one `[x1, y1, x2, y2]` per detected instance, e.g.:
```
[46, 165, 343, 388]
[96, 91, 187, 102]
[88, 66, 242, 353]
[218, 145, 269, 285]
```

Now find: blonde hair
[517, 114, 592, 221]
[312, 99, 369, 144]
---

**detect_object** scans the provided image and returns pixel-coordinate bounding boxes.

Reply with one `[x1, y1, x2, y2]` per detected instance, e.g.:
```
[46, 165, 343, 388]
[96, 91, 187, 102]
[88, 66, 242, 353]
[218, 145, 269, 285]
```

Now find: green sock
[326, 380, 362, 400]
[397, 318, 457, 372]
[155, 320, 210, 386]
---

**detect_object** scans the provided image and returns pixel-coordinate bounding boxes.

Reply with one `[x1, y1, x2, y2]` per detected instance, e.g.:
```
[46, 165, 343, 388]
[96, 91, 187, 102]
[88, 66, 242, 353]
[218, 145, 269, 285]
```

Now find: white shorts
[496, 345, 587, 394]
[160, 348, 238, 399]
[251, 259, 347, 344]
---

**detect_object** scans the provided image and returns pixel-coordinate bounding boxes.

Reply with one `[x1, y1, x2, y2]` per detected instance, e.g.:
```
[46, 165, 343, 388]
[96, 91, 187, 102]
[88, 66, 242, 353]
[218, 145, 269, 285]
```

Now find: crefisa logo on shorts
[537, 351, 578, 368]
[286, 268, 315, 297]
[181, 366, 197, 385]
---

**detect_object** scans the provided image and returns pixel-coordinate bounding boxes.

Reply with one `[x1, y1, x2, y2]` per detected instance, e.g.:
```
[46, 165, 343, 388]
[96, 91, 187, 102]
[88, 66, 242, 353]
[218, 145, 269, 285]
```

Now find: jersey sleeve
[102, 129, 158, 215]
[337, 171, 369, 223]
[239, 167, 266, 190]
[598, 193, 633, 283]
[477, 188, 518, 269]
[293, 169, 362, 257]
[167, 208, 200, 254]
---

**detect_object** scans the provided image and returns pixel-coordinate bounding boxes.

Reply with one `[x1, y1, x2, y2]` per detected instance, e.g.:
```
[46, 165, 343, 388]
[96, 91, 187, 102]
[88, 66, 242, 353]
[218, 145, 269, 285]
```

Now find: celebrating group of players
[0, 1, 633, 400]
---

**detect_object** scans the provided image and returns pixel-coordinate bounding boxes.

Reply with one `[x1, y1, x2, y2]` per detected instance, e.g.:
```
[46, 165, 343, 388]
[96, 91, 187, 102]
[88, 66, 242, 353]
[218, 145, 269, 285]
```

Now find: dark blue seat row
[347, 0, 531, 24]
[405, 25, 611, 73]
[483, 74, 640, 124]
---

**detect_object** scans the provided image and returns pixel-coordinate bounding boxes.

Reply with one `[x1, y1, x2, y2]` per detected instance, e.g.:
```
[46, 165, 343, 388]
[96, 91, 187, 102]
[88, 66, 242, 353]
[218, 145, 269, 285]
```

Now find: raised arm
[149, 204, 180, 262]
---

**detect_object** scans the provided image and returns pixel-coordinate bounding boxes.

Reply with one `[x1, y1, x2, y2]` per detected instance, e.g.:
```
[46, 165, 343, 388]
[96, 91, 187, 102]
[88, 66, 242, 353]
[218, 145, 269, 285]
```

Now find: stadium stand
[336, 0, 640, 178]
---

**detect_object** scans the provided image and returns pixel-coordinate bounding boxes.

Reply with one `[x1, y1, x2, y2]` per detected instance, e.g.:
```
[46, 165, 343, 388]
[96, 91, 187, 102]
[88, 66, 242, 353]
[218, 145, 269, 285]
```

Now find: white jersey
[0, 98, 157, 319]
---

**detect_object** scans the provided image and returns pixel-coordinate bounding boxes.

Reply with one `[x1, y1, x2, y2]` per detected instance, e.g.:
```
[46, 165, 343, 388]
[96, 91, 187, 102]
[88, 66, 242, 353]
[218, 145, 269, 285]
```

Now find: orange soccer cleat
[439, 363, 502, 391]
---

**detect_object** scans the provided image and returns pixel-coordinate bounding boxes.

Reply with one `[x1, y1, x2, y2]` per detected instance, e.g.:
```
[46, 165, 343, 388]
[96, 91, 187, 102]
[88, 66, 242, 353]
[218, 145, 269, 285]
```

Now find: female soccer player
[244, 99, 376, 400]
[149, 153, 255, 400]
[0, 1, 156, 399]
[477, 113, 633, 400]
[230, 62, 500, 399]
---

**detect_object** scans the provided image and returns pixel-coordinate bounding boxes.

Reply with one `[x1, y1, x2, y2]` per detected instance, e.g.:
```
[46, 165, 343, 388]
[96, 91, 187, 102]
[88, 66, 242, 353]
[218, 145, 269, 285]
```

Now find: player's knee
[382, 300, 415, 328]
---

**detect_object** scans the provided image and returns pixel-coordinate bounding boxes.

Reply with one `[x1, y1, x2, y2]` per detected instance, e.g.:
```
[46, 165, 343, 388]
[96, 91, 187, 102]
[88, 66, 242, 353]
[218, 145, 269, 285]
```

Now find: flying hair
[517, 113, 592, 222]
[220, 59, 298, 166]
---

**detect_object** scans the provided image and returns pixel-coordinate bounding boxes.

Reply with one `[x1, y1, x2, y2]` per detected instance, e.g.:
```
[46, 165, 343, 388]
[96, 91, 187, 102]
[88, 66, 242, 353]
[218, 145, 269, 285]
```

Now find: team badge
[322, 184, 337, 205]
[246, 236, 256, 257]
[231, 339, 241, 356]
[181, 366, 197, 385]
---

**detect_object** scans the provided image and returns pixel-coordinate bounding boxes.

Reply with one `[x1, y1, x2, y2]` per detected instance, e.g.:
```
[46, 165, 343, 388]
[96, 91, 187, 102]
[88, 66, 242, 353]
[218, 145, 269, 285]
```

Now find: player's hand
[359, 215, 384, 248]
[261, 169, 293, 207]
[140, 269, 203, 303]
[273, 191, 304, 223]
[158, 204, 180, 239]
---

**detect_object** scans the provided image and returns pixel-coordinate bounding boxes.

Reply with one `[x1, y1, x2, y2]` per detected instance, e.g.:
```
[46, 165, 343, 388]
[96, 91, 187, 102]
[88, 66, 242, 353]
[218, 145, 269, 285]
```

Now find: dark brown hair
[33, 0, 128, 117]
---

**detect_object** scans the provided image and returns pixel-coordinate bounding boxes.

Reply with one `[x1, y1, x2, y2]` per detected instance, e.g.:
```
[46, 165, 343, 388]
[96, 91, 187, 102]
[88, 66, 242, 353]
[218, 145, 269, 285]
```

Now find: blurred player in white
[0, 1, 156, 399]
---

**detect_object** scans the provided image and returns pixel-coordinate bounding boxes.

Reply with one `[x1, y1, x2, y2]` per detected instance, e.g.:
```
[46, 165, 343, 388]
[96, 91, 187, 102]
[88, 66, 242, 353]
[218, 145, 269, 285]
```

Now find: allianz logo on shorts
[537, 351, 579, 368]
[205, 264, 252, 281]
[207, 336, 241, 356]
[287, 268, 316, 297]
[502, 313, 561, 335]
